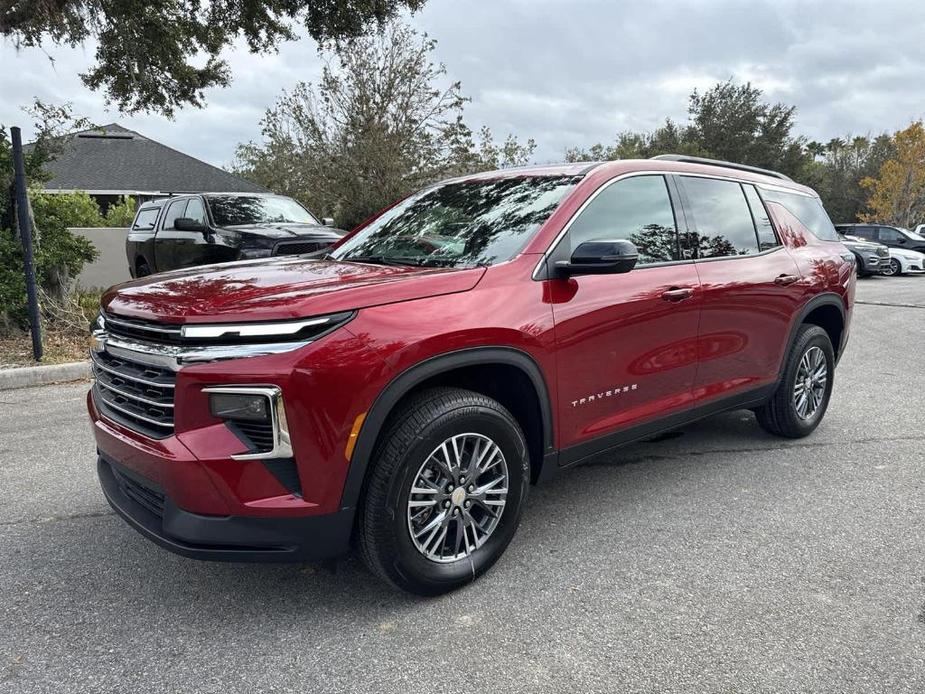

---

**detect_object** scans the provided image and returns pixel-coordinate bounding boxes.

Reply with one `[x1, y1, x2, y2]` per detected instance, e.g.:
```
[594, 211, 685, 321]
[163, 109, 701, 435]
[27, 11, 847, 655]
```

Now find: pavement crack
[856, 300, 925, 310]
[0, 510, 115, 527]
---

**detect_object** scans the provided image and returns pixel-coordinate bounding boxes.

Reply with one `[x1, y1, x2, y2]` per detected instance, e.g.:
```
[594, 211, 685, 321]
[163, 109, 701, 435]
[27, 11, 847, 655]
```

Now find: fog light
[209, 392, 271, 423]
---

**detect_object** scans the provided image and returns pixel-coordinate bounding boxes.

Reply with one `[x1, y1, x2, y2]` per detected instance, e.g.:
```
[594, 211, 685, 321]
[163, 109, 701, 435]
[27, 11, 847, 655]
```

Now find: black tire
[357, 387, 530, 595]
[755, 324, 835, 438]
[882, 258, 902, 277]
[136, 260, 152, 278]
[855, 259, 869, 278]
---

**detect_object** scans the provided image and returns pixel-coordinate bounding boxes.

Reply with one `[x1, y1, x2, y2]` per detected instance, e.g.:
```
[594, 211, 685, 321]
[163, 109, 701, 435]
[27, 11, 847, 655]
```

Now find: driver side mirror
[175, 217, 206, 233]
[322, 217, 335, 227]
[555, 239, 638, 277]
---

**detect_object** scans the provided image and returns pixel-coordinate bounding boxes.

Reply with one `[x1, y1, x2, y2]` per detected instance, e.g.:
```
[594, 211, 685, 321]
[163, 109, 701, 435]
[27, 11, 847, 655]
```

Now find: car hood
[222, 222, 343, 239]
[842, 239, 884, 252]
[890, 247, 925, 259]
[103, 257, 486, 323]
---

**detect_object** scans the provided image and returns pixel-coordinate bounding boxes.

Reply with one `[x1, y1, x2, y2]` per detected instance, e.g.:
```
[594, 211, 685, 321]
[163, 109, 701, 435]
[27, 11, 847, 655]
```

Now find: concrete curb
[0, 361, 91, 390]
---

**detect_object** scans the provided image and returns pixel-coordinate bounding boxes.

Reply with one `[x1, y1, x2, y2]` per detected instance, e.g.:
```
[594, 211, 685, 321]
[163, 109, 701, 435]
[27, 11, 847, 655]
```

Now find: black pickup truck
[126, 193, 344, 277]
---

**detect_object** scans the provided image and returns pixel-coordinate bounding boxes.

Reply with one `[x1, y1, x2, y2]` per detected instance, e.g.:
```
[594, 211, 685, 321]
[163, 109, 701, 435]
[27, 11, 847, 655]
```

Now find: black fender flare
[338, 346, 555, 511]
[780, 292, 847, 376]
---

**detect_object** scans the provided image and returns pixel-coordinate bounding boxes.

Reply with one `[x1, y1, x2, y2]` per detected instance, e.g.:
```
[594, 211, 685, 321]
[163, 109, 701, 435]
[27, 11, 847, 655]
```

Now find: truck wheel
[358, 387, 530, 595]
[755, 324, 834, 438]
[136, 261, 152, 278]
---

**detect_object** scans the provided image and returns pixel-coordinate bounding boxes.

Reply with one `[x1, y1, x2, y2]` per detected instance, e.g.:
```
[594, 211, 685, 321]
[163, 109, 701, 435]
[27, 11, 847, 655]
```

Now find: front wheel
[357, 387, 530, 595]
[755, 324, 835, 438]
[882, 258, 902, 276]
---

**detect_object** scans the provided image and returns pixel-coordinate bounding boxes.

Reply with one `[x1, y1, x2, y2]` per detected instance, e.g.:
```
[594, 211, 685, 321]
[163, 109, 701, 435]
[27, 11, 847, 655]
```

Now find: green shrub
[1, 192, 99, 331]
[104, 196, 137, 227]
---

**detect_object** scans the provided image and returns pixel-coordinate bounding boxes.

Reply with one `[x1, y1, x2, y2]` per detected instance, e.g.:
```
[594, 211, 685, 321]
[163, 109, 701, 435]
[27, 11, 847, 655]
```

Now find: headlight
[180, 311, 354, 342]
[239, 248, 273, 259]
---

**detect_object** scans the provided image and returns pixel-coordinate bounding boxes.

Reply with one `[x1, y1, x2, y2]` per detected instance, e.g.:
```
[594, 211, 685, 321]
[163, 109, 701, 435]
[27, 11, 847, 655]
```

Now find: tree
[0, 0, 426, 116]
[233, 23, 535, 229]
[861, 121, 925, 227]
[563, 80, 809, 179]
[812, 133, 894, 223]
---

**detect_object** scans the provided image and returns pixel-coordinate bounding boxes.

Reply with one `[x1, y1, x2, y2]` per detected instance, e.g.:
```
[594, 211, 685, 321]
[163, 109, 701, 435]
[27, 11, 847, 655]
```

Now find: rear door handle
[774, 274, 800, 286]
[661, 287, 695, 302]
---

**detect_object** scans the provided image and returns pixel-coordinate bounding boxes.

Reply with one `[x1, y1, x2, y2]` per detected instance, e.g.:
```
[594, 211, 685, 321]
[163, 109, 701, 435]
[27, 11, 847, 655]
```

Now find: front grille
[90, 349, 175, 438]
[273, 240, 328, 256]
[103, 311, 183, 345]
[112, 465, 166, 518]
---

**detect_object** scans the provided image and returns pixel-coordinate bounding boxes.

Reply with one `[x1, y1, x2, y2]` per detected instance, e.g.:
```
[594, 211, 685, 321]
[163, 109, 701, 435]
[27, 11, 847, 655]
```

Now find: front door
[549, 174, 702, 460]
[154, 197, 216, 271]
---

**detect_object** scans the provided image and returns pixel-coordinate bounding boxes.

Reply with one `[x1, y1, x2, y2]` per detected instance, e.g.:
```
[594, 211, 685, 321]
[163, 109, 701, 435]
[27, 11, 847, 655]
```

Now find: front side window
[185, 198, 207, 225]
[162, 199, 188, 231]
[877, 227, 902, 243]
[132, 208, 160, 231]
[332, 175, 581, 268]
[681, 177, 759, 258]
[568, 175, 679, 265]
[208, 196, 318, 226]
[760, 187, 839, 241]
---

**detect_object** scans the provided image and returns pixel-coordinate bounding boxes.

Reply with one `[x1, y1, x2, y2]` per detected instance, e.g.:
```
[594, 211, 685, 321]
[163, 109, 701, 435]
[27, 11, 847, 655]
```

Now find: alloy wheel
[792, 346, 828, 420]
[882, 259, 900, 276]
[407, 433, 509, 563]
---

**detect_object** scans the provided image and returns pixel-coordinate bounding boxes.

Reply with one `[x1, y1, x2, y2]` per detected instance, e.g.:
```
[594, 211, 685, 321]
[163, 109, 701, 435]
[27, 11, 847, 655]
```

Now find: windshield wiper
[342, 255, 419, 267]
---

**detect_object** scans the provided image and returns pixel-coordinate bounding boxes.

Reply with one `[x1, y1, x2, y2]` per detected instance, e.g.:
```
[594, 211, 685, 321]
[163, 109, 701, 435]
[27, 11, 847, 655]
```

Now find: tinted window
[682, 177, 759, 257]
[759, 188, 839, 241]
[185, 198, 207, 225]
[332, 175, 581, 268]
[132, 208, 160, 231]
[208, 196, 318, 226]
[852, 226, 875, 240]
[743, 184, 779, 251]
[162, 199, 188, 231]
[568, 175, 679, 265]
[877, 227, 902, 242]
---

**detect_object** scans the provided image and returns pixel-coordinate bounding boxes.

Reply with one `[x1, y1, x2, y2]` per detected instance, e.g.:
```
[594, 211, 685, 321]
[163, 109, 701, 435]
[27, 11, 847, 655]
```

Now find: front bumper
[98, 454, 353, 562]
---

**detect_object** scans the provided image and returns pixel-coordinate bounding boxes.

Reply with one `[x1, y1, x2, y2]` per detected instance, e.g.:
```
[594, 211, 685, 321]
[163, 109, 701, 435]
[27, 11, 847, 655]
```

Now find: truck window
[132, 208, 160, 232]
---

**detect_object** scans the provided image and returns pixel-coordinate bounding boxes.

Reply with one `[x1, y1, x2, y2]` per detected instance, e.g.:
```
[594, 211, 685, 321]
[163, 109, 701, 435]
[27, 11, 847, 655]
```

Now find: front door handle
[774, 274, 800, 286]
[661, 287, 695, 302]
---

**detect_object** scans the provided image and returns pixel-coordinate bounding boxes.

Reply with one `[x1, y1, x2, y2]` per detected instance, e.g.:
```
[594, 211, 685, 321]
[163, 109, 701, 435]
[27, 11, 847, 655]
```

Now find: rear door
[550, 174, 702, 460]
[678, 175, 805, 400]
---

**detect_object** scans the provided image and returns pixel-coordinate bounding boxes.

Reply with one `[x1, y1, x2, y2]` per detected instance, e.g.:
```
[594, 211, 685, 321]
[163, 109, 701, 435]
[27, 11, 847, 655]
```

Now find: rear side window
[568, 175, 679, 265]
[851, 226, 875, 241]
[680, 177, 759, 257]
[759, 188, 839, 241]
[162, 199, 189, 231]
[743, 184, 779, 251]
[132, 208, 160, 231]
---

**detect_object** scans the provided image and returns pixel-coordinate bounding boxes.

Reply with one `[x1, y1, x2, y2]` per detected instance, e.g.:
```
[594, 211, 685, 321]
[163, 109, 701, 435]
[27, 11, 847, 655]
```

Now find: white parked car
[883, 246, 925, 276]
[914, 224, 925, 236]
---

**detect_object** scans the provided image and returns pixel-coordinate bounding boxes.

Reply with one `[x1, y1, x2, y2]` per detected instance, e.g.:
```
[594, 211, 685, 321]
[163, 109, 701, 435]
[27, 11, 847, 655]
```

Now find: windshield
[902, 228, 925, 241]
[207, 196, 319, 226]
[331, 175, 582, 268]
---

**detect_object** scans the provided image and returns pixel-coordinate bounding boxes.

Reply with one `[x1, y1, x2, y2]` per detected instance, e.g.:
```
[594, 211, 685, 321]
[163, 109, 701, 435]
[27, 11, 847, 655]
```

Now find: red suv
[88, 155, 854, 594]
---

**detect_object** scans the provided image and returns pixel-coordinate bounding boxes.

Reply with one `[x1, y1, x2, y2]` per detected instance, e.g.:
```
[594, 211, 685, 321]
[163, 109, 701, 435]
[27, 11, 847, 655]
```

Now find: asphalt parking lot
[2, 274, 924, 693]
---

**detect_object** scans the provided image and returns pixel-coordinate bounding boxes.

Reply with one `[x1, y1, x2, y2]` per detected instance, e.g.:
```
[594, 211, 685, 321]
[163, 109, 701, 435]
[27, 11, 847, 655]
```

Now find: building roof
[38, 123, 268, 195]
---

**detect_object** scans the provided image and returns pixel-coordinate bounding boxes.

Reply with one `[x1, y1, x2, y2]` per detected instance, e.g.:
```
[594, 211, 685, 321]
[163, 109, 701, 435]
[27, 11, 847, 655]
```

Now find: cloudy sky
[2, 0, 924, 167]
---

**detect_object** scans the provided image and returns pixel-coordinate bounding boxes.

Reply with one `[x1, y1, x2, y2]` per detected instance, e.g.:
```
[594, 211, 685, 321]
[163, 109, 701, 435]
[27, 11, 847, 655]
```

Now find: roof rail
[650, 154, 793, 182]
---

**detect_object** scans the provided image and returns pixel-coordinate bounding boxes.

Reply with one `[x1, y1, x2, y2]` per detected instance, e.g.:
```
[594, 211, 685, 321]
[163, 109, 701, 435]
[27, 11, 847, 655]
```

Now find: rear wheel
[135, 260, 152, 278]
[358, 387, 530, 595]
[755, 324, 834, 438]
